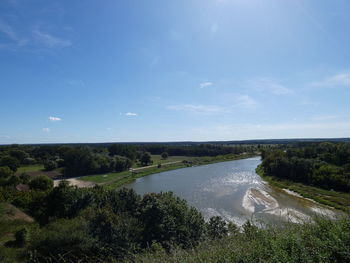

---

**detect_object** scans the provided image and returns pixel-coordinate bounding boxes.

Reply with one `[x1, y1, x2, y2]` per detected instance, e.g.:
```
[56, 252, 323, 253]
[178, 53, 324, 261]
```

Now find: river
[125, 157, 337, 226]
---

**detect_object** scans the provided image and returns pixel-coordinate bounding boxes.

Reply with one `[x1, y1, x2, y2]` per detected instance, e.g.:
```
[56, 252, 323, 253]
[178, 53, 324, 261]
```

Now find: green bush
[29, 175, 53, 191]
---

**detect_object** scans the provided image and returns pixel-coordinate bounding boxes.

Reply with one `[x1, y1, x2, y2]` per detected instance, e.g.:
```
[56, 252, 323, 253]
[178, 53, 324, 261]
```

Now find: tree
[161, 152, 169, 160]
[114, 156, 132, 172]
[0, 166, 14, 179]
[207, 216, 228, 239]
[9, 150, 29, 164]
[44, 160, 57, 171]
[0, 156, 20, 172]
[29, 175, 53, 191]
[139, 192, 206, 249]
[140, 152, 152, 166]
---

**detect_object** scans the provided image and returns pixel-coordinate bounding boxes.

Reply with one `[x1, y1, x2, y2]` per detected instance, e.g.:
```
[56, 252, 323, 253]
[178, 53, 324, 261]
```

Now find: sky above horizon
[1, 0, 350, 144]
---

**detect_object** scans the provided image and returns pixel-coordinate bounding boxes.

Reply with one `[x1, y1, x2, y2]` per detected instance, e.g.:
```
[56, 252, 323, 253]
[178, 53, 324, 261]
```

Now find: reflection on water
[125, 157, 337, 226]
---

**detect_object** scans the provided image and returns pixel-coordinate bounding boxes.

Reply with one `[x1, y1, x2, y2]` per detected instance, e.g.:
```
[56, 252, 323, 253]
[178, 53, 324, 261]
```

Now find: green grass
[16, 164, 44, 174]
[256, 165, 350, 214]
[131, 155, 191, 168]
[81, 171, 131, 184]
[150, 155, 191, 164]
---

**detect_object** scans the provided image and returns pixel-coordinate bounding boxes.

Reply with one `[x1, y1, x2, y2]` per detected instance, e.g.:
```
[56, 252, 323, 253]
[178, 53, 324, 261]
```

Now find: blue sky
[1, 0, 350, 144]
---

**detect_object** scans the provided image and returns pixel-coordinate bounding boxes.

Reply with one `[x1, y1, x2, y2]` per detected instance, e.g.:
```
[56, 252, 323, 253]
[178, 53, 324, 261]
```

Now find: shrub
[29, 175, 53, 191]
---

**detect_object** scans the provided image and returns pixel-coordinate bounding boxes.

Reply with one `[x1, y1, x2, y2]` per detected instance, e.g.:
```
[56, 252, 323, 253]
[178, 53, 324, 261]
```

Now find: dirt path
[54, 178, 96, 188]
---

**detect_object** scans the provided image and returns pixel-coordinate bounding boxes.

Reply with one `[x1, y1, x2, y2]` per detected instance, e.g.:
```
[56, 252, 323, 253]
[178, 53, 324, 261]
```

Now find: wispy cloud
[313, 72, 350, 87]
[42, 128, 50, 132]
[0, 19, 72, 50]
[167, 104, 227, 116]
[49, 116, 61, 121]
[0, 19, 28, 46]
[234, 95, 258, 109]
[250, 78, 292, 95]
[126, 112, 138, 116]
[33, 30, 71, 48]
[200, 82, 213, 88]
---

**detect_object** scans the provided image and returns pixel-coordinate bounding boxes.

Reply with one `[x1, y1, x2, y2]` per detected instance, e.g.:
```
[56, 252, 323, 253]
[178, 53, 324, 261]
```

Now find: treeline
[261, 142, 350, 192]
[0, 181, 235, 261]
[140, 144, 258, 157]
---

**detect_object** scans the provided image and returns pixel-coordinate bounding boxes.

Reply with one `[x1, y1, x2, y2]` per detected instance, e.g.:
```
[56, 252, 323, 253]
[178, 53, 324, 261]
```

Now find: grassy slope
[256, 165, 350, 214]
[0, 203, 37, 263]
[81, 153, 258, 188]
[129, 217, 350, 263]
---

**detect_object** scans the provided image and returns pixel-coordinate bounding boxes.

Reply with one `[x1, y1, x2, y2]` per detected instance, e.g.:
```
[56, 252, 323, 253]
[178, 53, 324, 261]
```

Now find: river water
[125, 157, 337, 226]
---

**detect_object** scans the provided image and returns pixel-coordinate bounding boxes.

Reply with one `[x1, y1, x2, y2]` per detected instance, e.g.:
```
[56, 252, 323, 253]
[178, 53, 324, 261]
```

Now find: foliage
[43, 159, 57, 171]
[132, 217, 350, 263]
[207, 216, 228, 239]
[261, 142, 350, 192]
[161, 152, 169, 160]
[29, 176, 53, 191]
[0, 166, 14, 179]
[140, 152, 152, 166]
[14, 227, 28, 247]
[139, 192, 206, 249]
[0, 156, 20, 172]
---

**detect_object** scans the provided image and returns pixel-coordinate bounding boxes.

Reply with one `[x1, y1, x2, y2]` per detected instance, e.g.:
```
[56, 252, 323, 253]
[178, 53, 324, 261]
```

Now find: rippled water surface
[125, 157, 337, 225]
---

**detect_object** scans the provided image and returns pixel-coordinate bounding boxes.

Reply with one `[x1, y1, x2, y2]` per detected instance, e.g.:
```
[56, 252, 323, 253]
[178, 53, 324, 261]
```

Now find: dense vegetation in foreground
[1, 181, 350, 262]
[260, 142, 350, 212]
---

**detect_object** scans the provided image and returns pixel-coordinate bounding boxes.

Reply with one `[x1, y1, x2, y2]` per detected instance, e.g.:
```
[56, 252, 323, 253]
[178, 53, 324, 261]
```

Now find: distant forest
[261, 142, 350, 192]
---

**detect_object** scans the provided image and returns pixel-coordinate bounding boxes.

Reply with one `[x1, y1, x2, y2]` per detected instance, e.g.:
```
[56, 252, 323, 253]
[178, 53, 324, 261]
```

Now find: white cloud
[167, 104, 227, 116]
[126, 112, 138, 116]
[49, 116, 61, 121]
[33, 30, 71, 48]
[250, 78, 292, 95]
[200, 82, 213, 88]
[313, 72, 350, 87]
[234, 95, 258, 109]
[42, 128, 50, 132]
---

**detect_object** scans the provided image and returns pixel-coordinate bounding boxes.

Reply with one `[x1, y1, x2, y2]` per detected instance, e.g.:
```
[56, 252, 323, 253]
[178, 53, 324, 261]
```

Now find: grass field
[16, 164, 44, 174]
[132, 155, 191, 168]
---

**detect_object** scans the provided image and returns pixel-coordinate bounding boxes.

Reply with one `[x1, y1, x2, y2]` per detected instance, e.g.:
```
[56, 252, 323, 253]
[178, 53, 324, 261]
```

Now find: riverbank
[256, 165, 350, 214]
[80, 152, 259, 189]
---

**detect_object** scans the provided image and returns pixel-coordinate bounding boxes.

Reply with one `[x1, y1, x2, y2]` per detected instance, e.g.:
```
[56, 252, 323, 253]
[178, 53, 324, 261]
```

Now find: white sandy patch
[242, 188, 278, 214]
[242, 188, 314, 223]
[282, 189, 304, 198]
[54, 178, 96, 188]
[310, 207, 336, 218]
